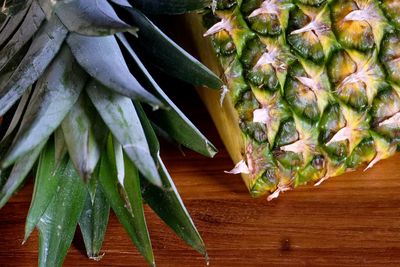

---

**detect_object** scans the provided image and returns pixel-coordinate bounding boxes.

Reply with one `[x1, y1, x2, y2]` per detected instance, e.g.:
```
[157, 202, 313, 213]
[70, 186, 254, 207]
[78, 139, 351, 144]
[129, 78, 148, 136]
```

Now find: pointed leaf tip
[123, 8, 223, 89]
[86, 80, 162, 188]
[67, 33, 162, 107]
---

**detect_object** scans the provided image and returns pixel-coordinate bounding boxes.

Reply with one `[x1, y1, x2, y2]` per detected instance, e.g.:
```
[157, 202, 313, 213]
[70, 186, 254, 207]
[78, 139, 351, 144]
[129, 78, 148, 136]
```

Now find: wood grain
[0, 85, 400, 267]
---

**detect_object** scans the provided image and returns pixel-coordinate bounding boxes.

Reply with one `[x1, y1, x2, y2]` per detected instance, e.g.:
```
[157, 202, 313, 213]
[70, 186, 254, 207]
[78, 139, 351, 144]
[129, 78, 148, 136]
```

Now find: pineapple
[190, 0, 400, 199]
[0, 0, 223, 266]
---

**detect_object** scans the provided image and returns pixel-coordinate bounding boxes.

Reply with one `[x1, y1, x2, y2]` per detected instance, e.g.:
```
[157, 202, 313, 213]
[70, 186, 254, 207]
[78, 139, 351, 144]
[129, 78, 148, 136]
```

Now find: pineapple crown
[0, 0, 223, 266]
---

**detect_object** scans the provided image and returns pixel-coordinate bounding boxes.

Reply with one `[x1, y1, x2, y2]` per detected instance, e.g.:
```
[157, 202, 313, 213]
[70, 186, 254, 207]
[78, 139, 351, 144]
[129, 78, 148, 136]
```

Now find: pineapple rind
[205, 0, 400, 197]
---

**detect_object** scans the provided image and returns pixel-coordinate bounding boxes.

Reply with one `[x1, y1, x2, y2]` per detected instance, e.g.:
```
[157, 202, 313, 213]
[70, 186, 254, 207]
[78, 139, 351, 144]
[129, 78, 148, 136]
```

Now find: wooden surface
[0, 87, 400, 267]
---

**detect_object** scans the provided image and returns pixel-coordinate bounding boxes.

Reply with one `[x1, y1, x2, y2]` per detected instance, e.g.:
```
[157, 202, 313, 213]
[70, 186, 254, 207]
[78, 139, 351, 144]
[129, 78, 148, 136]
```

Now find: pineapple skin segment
[193, 0, 400, 198]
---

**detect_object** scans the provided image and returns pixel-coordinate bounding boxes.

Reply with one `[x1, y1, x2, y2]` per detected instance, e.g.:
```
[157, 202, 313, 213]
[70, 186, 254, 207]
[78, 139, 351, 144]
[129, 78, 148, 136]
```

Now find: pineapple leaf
[55, 0, 135, 36]
[24, 140, 61, 242]
[1, 0, 30, 16]
[141, 157, 207, 257]
[133, 102, 159, 157]
[61, 95, 102, 181]
[135, 102, 207, 256]
[1, 87, 30, 142]
[37, 160, 86, 267]
[0, 0, 30, 47]
[86, 80, 162, 188]
[0, 15, 8, 32]
[0, 16, 68, 117]
[67, 33, 162, 108]
[109, 0, 131, 8]
[0, 0, 45, 71]
[1, 45, 86, 168]
[53, 127, 67, 168]
[118, 34, 218, 157]
[78, 177, 110, 260]
[131, 0, 211, 15]
[113, 137, 125, 185]
[123, 8, 223, 89]
[0, 36, 29, 89]
[98, 148, 154, 266]
[0, 139, 45, 209]
[122, 152, 153, 264]
[153, 101, 218, 158]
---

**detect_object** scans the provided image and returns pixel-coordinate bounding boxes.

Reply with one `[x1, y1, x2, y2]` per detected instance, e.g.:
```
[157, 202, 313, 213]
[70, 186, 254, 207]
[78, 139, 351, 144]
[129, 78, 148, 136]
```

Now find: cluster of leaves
[0, 0, 221, 266]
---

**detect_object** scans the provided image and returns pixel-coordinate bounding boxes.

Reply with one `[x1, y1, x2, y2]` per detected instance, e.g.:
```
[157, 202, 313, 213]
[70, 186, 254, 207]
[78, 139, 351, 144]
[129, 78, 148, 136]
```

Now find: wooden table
[1, 88, 400, 267]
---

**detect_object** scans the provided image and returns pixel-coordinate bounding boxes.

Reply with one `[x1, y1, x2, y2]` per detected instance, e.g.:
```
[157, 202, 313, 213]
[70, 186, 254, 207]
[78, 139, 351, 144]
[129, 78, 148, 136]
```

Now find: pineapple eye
[372, 90, 400, 122]
[319, 105, 346, 143]
[328, 50, 357, 84]
[215, 0, 238, 10]
[329, 49, 387, 110]
[284, 61, 330, 121]
[381, 0, 400, 28]
[285, 75, 319, 120]
[381, 34, 400, 85]
[372, 88, 400, 140]
[346, 138, 375, 169]
[241, 38, 266, 68]
[336, 81, 368, 110]
[287, 5, 331, 63]
[297, 154, 326, 185]
[258, 167, 279, 189]
[242, 37, 281, 90]
[237, 90, 269, 141]
[241, 0, 284, 36]
[311, 155, 325, 170]
[297, 0, 326, 6]
[213, 30, 237, 55]
[331, 0, 385, 51]
[274, 119, 298, 148]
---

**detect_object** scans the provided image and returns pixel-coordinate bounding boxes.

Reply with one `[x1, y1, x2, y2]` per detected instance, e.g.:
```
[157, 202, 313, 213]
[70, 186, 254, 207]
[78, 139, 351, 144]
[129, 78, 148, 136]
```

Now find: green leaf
[0, 35, 30, 88]
[1, 45, 86, 168]
[54, 127, 67, 168]
[152, 107, 218, 158]
[118, 34, 217, 158]
[79, 178, 110, 259]
[113, 137, 125, 185]
[132, 102, 159, 157]
[132, 0, 211, 14]
[61, 95, 102, 181]
[122, 8, 223, 89]
[135, 102, 207, 256]
[86, 80, 162, 187]
[141, 157, 207, 257]
[0, 16, 68, 116]
[0, 15, 5, 27]
[56, 0, 135, 36]
[67, 34, 162, 108]
[0, 0, 31, 47]
[0, 15, 9, 33]
[24, 141, 62, 241]
[98, 150, 154, 266]
[37, 160, 86, 267]
[109, 0, 131, 7]
[0, 166, 10, 189]
[1, 87, 30, 142]
[123, 154, 153, 264]
[0, 139, 46, 209]
[0, 1, 45, 71]
[150, 121, 177, 145]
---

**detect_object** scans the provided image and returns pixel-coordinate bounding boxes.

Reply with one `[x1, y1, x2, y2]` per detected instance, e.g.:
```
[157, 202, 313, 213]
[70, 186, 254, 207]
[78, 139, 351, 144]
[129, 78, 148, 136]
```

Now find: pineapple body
[203, 0, 400, 198]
